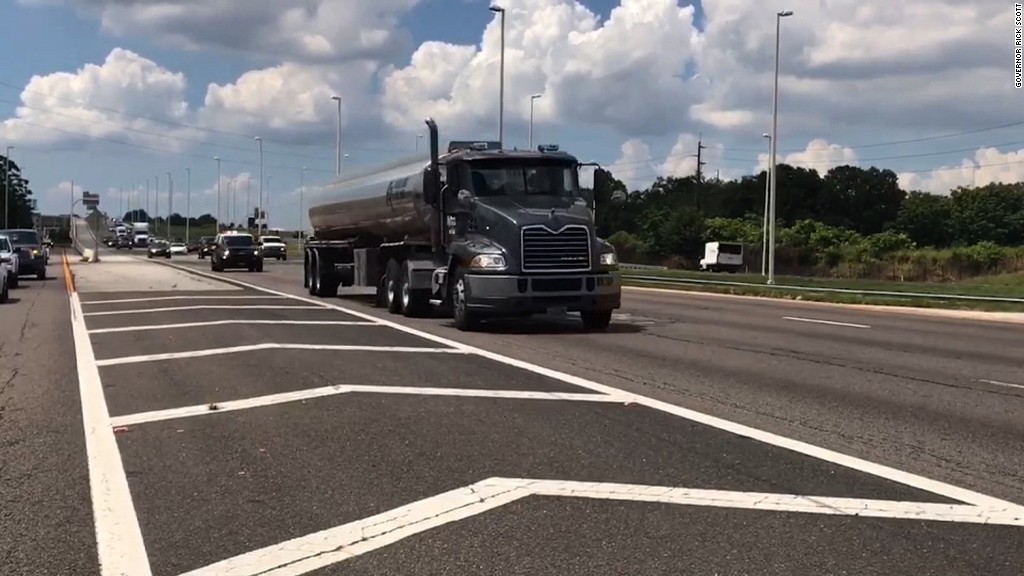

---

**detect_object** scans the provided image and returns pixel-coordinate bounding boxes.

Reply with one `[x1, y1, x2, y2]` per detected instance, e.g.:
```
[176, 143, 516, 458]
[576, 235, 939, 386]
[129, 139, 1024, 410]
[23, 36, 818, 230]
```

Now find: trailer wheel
[451, 268, 480, 331]
[385, 258, 403, 314]
[399, 265, 428, 318]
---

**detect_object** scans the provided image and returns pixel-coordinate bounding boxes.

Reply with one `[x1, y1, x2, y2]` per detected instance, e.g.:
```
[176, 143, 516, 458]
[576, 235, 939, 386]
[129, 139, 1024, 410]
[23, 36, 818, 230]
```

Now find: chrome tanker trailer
[303, 118, 624, 331]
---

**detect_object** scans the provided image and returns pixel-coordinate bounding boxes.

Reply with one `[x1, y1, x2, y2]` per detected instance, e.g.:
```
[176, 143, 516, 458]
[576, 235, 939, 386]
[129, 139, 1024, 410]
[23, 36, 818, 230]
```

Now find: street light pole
[767, 9, 793, 286]
[166, 171, 173, 239]
[489, 5, 506, 148]
[761, 132, 771, 276]
[529, 94, 542, 149]
[153, 174, 160, 237]
[255, 136, 264, 235]
[185, 168, 191, 245]
[299, 166, 307, 239]
[214, 156, 221, 231]
[3, 146, 12, 229]
[330, 96, 342, 176]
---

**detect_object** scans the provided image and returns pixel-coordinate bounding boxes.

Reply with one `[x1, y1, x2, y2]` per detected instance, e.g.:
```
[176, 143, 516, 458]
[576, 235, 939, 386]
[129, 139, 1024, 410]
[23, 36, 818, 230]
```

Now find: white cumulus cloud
[898, 147, 1024, 194]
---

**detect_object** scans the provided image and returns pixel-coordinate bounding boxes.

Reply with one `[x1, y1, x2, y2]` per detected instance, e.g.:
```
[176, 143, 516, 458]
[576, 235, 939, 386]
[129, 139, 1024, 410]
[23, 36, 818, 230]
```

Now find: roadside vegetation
[594, 164, 1024, 310]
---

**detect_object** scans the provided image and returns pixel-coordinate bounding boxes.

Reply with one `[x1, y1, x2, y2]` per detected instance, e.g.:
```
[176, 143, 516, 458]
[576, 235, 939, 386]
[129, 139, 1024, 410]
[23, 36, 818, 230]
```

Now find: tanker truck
[303, 118, 625, 331]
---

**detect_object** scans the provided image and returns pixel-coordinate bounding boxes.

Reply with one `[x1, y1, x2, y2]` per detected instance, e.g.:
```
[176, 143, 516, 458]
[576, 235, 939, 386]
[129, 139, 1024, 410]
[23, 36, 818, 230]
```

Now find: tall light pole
[767, 9, 793, 286]
[489, 4, 506, 148]
[145, 178, 150, 224]
[3, 146, 12, 229]
[185, 168, 191, 244]
[245, 176, 251, 230]
[214, 156, 222, 231]
[330, 96, 342, 176]
[266, 174, 272, 233]
[166, 171, 173, 239]
[255, 137, 264, 234]
[227, 178, 235, 227]
[299, 166, 307, 239]
[761, 132, 771, 276]
[529, 93, 542, 149]
[153, 175, 160, 236]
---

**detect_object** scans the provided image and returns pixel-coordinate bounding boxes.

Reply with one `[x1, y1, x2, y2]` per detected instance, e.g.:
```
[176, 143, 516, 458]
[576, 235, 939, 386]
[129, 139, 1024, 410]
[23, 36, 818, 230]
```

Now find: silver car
[0, 234, 19, 290]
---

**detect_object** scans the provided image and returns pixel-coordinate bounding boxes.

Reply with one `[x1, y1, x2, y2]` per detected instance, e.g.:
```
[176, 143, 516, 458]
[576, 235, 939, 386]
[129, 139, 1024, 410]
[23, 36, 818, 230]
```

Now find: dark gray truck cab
[0, 228, 46, 280]
[303, 118, 624, 331]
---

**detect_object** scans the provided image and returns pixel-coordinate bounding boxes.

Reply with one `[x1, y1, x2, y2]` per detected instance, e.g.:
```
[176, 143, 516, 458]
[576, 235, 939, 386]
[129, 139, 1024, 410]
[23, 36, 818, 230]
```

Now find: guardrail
[619, 272, 1024, 304]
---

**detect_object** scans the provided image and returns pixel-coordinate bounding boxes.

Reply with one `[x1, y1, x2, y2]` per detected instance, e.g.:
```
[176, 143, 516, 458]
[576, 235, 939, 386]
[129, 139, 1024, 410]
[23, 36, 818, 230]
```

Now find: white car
[0, 234, 19, 290]
[169, 242, 188, 255]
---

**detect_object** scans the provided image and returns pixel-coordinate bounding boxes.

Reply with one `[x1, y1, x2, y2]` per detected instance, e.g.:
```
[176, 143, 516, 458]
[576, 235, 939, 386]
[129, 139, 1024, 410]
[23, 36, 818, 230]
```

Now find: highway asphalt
[3, 249, 1023, 575]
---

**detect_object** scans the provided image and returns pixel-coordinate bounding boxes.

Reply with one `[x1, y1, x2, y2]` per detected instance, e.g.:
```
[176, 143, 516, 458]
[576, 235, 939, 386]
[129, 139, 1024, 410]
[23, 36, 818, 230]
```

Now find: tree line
[592, 164, 1024, 281]
[0, 154, 37, 229]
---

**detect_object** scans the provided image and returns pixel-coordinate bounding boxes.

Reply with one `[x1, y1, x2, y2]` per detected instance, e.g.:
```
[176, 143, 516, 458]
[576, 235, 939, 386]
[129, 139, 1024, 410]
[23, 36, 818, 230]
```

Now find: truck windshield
[467, 162, 580, 199]
[0, 237, 10, 252]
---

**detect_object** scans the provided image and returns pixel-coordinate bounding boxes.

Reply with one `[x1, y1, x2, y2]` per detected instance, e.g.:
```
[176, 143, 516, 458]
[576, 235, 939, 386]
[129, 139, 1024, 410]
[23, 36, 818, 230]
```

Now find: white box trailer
[698, 241, 744, 273]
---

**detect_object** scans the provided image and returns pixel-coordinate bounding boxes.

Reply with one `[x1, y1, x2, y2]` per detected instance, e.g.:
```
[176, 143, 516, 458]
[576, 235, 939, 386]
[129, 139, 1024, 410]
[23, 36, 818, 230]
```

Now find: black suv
[0, 228, 46, 280]
[211, 233, 263, 272]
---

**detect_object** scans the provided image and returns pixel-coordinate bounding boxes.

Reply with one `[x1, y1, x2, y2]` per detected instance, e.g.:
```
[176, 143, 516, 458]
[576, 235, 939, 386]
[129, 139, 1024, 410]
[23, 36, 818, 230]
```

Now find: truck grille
[520, 225, 591, 272]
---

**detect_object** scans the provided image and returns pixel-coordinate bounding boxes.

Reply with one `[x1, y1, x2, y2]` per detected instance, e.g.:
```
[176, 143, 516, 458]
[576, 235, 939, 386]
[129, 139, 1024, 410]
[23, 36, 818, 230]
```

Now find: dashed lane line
[80, 295, 288, 305]
[782, 316, 871, 329]
[89, 319, 378, 334]
[178, 477, 1024, 576]
[82, 305, 325, 316]
[94, 343, 467, 367]
[108, 385, 623, 427]
[156, 259, 1024, 511]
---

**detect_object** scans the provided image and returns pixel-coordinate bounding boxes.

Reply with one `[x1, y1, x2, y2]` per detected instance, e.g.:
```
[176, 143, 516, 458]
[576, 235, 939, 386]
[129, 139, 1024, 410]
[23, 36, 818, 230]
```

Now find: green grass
[622, 269, 1024, 313]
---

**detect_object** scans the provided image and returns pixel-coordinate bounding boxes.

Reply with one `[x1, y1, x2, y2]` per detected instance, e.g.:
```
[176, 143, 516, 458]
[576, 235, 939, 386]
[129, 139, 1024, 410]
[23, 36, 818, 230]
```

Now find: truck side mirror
[593, 168, 611, 194]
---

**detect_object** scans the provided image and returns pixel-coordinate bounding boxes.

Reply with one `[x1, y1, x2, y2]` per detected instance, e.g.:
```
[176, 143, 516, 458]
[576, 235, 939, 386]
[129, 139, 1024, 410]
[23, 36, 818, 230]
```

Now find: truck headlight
[223, 250, 230, 257]
[469, 254, 506, 269]
[599, 251, 618, 266]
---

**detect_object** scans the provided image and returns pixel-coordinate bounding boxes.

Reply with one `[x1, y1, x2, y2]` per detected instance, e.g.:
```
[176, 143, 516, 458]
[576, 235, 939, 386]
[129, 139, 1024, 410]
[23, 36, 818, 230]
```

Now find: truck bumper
[464, 272, 621, 315]
[17, 256, 45, 275]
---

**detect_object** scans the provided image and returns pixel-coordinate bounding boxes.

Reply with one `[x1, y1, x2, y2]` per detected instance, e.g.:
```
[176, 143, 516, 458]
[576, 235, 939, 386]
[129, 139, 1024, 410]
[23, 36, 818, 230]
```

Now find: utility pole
[695, 134, 706, 210]
[489, 5, 506, 148]
[330, 96, 342, 176]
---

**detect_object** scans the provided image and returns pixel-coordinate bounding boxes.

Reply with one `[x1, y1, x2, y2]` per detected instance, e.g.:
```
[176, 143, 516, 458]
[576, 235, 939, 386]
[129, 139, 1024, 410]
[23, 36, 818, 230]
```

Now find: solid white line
[178, 476, 1024, 576]
[83, 305, 325, 316]
[94, 343, 466, 366]
[88, 319, 378, 334]
[81, 295, 286, 305]
[109, 386, 621, 427]
[979, 379, 1024, 391]
[68, 291, 153, 575]
[782, 316, 871, 329]
[159, 262, 1024, 510]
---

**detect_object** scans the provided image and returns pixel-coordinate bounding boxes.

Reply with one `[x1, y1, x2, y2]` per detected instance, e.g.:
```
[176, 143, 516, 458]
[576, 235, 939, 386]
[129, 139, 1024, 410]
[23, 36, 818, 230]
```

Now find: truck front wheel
[451, 268, 480, 331]
[385, 259, 403, 314]
[580, 309, 613, 331]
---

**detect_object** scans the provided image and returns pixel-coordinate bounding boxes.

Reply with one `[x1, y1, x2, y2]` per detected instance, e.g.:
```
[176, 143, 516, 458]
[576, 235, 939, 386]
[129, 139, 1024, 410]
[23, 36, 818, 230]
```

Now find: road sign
[83, 191, 100, 207]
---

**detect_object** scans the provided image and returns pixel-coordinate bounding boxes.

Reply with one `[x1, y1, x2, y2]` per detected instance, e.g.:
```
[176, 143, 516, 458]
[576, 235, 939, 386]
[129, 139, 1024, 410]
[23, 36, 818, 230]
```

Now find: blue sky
[0, 0, 1016, 230]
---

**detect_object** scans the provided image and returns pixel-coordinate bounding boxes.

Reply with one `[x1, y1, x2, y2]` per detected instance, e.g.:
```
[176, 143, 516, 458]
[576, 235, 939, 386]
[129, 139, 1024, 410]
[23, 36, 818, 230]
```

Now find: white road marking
[83, 305, 324, 316]
[160, 261, 1024, 511]
[95, 343, 465, 366]
[88, 319, 378, 334]
[782, 316, 871, 329]
[80, 295, 287, 305]
[109, 386, 622, 427]
[179, 476, 1024, 576]
[68, 291, 153, 575]
[979, 379, 1024, 391]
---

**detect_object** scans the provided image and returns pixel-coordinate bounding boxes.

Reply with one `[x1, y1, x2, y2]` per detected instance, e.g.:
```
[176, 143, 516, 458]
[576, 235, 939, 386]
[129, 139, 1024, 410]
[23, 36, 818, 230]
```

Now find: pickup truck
[0, 228, 46, 280]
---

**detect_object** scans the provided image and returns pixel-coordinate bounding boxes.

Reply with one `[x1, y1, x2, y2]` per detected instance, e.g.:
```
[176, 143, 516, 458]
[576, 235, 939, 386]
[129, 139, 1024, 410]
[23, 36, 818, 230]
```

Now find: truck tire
[36, 265, 46, 280]
[385, 258, 403, 314]
[451, 268, 480, 331]
[10, 274, 18, 289]
[0, 282, 8, 303]
[580, 309, 613, 331]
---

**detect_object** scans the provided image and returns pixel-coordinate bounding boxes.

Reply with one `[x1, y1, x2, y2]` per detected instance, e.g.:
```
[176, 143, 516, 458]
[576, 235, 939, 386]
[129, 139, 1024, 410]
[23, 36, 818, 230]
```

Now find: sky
[0, 0, 1019, 232]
